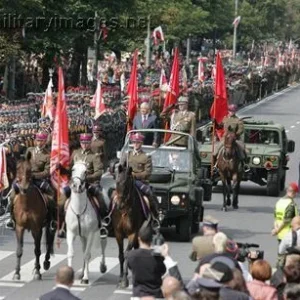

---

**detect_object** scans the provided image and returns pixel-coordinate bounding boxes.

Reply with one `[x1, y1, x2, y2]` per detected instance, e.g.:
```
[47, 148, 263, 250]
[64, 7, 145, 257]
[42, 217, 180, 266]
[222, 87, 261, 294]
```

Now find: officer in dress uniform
[120, 132, 159, 219]
[58, 133, 107, 238]
[213, 104, 250, 172]
[6, 132, 56, 230]
[91, 125, 107, 170]
[160, 96, 196, 147]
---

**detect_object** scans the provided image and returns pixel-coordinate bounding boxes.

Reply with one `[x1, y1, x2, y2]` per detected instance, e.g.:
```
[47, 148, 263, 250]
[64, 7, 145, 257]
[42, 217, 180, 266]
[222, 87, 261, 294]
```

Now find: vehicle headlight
[252, 157, 261, 165]
[171, 195, 181, 205]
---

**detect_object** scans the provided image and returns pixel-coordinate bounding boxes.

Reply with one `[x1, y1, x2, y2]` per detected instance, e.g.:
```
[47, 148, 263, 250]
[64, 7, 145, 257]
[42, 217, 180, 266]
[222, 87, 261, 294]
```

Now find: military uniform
[71, 149, 103, 184]
[91, 138, 107, 169]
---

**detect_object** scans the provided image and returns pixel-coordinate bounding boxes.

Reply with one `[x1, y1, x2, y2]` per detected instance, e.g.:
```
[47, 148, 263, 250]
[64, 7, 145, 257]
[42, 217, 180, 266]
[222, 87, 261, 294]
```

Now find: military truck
[103, 129, 212, 242]
[197, 119, 295, 196]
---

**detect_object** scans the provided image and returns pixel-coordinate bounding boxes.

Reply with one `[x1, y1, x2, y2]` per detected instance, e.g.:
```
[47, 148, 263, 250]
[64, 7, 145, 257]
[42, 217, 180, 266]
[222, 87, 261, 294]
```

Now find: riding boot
[57, 206, 66, 238]
[149, 195, 160, 221]
[6, 198, 15, 230]
[212, 155, 218, 172]
[47, 199, 57, 233]
[243, 155, 250, 172]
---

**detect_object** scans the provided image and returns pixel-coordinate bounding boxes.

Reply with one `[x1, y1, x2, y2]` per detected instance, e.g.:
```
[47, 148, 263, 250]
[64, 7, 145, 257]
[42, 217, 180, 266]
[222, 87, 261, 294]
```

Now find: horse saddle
[135, 187, 151, 219]
[33, 185, 49, 211]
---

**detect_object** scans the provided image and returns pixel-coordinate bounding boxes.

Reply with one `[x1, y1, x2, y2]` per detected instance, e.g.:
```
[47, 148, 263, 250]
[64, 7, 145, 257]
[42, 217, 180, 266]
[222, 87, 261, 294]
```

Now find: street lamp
[233, 0, 238, 59]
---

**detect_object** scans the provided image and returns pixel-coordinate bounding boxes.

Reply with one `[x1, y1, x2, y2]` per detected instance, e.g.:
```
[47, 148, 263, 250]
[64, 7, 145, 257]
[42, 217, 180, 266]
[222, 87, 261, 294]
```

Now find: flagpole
[145, 15, 151, 68]
[232, 0, 238, 60]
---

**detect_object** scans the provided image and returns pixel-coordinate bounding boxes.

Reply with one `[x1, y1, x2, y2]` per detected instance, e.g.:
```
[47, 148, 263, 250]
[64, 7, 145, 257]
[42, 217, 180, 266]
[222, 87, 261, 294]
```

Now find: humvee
[197, 119, 295, 196]
[103, 129, 212, 242]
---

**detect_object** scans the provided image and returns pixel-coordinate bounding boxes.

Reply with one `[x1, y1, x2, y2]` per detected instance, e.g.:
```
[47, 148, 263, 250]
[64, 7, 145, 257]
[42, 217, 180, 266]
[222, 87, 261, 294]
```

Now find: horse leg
[120, 234, 135, 289]
[81, 235, 93, 285]
[13, 225, 24, 280]
[221, 180, 228, 212]
[226, 178, 232, 206]
[67, 230, 76, 268]
[32, 228, 43, 280]
[100, 228, 107, 274]
[116, 233, 125, 286]
[232, 179, 240, 209]
[78, 236, 87, 281]
[43, 225, 55, 271]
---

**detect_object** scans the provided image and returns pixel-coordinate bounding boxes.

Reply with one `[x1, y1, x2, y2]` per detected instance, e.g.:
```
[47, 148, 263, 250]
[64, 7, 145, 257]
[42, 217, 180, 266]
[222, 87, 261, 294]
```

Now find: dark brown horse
[111, 164, 149, 288]
[12, 151, 55, 280]
[216, 131, 243, 211]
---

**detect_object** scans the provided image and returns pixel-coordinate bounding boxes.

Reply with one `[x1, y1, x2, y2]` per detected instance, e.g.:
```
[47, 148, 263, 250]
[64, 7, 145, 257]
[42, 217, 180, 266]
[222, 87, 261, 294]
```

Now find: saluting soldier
[58, 133, 107, 238]
[120, 132, 159, 219]
[160, 96, 196, 147]
[6, 132, 56, 230]
[213, 104, 250, 172]
[91, 125, 107, 169]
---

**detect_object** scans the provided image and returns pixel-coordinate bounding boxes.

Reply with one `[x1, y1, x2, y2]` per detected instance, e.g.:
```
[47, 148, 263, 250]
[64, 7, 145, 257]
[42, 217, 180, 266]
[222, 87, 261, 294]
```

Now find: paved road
[0, 85, 300, 299]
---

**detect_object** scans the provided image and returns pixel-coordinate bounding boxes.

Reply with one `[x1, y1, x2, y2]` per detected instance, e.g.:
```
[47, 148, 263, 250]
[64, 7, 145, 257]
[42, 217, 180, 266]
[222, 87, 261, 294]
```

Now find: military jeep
[104, 129, 212, 242]
[197, 119, 295, 196]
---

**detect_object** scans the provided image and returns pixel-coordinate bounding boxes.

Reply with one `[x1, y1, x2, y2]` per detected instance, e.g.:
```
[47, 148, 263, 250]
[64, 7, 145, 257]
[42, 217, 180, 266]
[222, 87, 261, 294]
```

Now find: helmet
[130, 132, 144, 143]
[289, 182, 299, 193]
[35, 132, 48, 141]
[79, 133, 93, 143]
[228, 104, 237, 113]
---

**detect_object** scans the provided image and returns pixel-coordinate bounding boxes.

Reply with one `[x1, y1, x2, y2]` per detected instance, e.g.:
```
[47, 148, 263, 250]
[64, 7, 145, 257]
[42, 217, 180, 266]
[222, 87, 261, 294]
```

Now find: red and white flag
[50, 67, 70, 192]
[232, 16, 241, 27]
[264, 53, 269, 67]
[92, 80, 106, 119]
[152, 26, 164, 45]
[41, 78, 54, 121]
[198, 57, 208, 82]
[159, 68, 168, 92]
[0, 147, 8, 191]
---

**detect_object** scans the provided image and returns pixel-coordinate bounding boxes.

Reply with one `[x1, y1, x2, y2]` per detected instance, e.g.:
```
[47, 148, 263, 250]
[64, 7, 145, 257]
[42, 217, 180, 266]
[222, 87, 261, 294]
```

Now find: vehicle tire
[267, 171, 280, 197]
[179, 215, 191, 242]
[280, 172, 286, 191]
[192, 205, 204, 234]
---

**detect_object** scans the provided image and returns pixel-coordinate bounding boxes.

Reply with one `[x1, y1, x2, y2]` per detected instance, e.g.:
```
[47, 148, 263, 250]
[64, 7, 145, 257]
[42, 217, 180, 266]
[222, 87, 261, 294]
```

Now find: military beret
[203, 215, 219, 228]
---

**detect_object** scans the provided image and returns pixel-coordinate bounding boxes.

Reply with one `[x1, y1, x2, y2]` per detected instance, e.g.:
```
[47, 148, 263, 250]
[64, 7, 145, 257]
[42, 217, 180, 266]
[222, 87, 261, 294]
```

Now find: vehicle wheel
[179, 216, 191, 242]
[267, 171, 280, 197]
[280, 173, 286, 191]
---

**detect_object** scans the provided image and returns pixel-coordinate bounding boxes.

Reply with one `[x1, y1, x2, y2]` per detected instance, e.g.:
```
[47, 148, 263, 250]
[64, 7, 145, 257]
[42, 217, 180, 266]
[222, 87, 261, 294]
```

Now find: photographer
[127, 226, 166, 299]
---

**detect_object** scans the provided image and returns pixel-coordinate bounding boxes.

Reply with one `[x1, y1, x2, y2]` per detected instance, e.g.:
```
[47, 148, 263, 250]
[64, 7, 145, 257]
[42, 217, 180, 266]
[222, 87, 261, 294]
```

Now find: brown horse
[111, 164, 150, 288]
[216, 131, 243, 211]
[12, 151, 55, 280]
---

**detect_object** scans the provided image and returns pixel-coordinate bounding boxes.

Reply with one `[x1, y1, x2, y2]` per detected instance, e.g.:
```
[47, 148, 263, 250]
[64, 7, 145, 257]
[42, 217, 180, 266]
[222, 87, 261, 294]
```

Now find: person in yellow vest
[272, 182, 299, 244]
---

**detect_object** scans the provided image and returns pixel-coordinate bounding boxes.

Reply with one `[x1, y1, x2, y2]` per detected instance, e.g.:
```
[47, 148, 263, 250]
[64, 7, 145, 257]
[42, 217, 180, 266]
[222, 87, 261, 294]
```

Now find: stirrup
[49, 220, 57, 232]
[58, 229, 66, 238]
[243, 164, 250, 172]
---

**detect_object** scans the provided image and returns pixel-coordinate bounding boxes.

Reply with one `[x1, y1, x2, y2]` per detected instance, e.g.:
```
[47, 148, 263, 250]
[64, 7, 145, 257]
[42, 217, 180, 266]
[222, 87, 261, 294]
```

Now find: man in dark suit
[39, 265, 81, 300]
[133, 102, 159, 146]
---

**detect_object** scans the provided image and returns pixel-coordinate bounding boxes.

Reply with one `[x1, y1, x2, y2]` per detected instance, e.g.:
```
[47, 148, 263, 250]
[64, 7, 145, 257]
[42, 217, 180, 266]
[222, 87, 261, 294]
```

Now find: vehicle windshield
[126, 145, 191, 172]
[244, 129, 280, 145]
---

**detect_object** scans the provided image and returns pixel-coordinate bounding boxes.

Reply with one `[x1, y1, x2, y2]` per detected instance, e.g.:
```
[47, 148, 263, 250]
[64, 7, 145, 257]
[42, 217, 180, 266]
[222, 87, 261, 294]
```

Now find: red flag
[152, 26, 165, 45]
[163, 47, 179, 111]
[50, 67, 70, 192]
[127, 50, 138, 130]
[210, 52, 228, 139]
[91, 80, 106, 119]
[41, 78, 54, 121]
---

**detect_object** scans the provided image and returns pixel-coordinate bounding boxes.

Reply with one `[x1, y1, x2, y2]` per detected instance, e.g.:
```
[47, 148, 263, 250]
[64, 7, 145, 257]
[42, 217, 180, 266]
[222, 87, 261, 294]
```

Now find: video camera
[151, 231, 165, 257]
[237, 242, 264, 262]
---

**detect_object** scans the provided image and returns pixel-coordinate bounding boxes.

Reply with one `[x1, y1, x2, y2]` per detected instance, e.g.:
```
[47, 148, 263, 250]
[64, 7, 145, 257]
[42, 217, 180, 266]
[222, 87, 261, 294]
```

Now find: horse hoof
[34, 273, 42, 280]
[233, 204, 239, 210]
[13, 273, 20, 280]
[81, 279, 89, 285]
[226, 199, 231, 206]
[78, 273, 84, 280]
[43, 261, 50, 271]
[100, 263, 107, 274]
[222, 207, 227, 212]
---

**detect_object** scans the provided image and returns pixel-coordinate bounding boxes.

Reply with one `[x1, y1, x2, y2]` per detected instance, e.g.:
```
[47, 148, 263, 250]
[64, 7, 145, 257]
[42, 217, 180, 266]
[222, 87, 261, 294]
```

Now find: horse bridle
[71, 175, 86, 194]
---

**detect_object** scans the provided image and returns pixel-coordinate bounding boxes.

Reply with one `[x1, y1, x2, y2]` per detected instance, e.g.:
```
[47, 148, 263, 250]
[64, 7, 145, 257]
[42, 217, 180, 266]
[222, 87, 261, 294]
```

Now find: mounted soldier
[213, 104, 250, 172]
[6, 132, 56, 230]
[160, 96, 196, 147]
[120, 132, 159, 220]
[58, 133, 108, 238]
[91, 125, 107, 170]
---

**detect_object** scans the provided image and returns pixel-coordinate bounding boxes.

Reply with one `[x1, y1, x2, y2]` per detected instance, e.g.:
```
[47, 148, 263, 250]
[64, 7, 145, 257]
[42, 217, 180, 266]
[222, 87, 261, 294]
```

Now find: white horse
[65, 160, 107, 284]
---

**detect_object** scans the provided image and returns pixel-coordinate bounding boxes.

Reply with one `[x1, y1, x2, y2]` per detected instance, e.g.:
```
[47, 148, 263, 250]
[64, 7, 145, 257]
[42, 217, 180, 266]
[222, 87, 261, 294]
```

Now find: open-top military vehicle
[102, 129, 212, 242]
[197, 119, 295, 196]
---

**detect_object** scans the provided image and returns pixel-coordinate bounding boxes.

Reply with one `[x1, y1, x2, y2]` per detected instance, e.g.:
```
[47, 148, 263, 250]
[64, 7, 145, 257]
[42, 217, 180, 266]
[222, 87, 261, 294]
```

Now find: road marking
[0, 253, 66, 283]
[290, 125, 295, 128]
[0, 251, 14, 261]
[0, 296, 5, 300]
[0, 282, 24, 287]
[297, 121, 300, 124]
[286, 130, 289, 133]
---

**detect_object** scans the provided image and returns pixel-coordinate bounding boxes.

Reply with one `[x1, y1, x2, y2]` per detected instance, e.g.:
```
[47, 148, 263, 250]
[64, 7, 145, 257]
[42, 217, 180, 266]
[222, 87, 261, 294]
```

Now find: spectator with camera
[127, 226, 166, 299]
